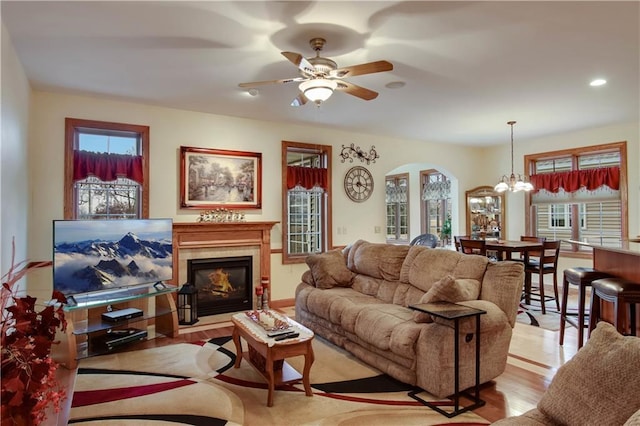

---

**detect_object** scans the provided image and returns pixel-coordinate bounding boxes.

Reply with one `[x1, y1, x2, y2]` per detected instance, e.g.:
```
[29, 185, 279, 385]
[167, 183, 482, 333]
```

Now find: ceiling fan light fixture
[299, 78, 337, 103]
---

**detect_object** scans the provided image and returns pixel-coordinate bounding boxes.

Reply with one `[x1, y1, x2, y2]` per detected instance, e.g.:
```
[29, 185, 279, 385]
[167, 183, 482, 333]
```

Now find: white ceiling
[2, 1, 639, 146]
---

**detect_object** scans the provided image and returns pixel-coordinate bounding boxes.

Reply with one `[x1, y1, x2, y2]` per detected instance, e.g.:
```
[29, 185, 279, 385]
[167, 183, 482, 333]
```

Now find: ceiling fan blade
[335, 80, 379, 101]
[291, 93, 308, 107]
[282, 51, 316, 74]
[238, 77, 306, 88]
[331, 60, 393, 78]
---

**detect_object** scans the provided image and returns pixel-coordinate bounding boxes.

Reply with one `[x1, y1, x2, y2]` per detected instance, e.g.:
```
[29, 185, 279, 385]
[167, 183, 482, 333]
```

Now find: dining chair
[518, 235, 545, 262]
[524, 240, 561, 314]
[453, 235, 470, 253]
[459, 238, 487, 256]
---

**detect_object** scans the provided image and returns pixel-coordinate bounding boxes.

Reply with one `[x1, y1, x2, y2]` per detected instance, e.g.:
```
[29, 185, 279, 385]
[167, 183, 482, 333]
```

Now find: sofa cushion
[347, 240, 410, 281]
[400, 247, 488, 293]
[353, 304, 420, 357]
[305, 250, 355, 289]
[538, 321, 640, 425]
[412, 275, 481, 323]
[304, 287, 375, 322]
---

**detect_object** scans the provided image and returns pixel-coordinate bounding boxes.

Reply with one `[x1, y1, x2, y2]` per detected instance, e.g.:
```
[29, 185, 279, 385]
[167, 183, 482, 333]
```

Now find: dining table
[483, 239, 544, 262]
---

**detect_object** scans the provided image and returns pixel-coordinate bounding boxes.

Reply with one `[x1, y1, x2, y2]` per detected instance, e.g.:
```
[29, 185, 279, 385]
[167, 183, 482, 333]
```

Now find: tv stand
[54, 283, 179, 369]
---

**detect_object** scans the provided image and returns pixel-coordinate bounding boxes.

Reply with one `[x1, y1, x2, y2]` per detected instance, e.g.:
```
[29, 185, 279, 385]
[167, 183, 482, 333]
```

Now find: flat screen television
[53, 218, 173, 298]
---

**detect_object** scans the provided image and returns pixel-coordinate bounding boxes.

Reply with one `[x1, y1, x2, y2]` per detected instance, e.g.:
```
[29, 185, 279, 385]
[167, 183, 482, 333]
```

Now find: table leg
[559, 278, 570, 346]
[577, 283, 586, 348]
[232, 326, 242, 368]
[474, 314, 481, 404]
[453, 318, 460, 412]
[265, 348, 275, 407]
[302, 340, 315, 397]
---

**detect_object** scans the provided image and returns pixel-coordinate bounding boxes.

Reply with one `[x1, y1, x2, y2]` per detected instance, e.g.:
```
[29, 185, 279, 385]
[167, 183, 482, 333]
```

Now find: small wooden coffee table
[231, 311, 315, 406]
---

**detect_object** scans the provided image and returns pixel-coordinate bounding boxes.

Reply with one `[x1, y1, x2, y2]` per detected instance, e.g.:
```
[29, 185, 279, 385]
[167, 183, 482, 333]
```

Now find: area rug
[516, 301, 561, 331]
[69, 335, 490, 425]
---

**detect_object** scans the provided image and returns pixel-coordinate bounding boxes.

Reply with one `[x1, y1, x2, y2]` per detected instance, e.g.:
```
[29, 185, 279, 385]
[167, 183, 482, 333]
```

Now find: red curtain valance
[530, 166, 619, 194]
[286, 166, 327, 190]
[73, 150, 144, 184]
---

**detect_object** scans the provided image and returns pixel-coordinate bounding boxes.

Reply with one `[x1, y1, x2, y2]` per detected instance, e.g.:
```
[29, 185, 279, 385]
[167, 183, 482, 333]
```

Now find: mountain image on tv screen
[53, 219, 173, 296]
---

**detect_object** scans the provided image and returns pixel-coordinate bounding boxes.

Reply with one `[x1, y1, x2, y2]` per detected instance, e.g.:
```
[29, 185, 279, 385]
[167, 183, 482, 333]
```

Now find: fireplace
[187, 256, 252, 316]
[172, 221, 277, 321]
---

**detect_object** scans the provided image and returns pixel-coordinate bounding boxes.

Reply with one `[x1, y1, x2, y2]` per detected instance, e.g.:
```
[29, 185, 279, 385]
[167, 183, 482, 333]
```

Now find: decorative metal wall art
[339, 144, 379, 164]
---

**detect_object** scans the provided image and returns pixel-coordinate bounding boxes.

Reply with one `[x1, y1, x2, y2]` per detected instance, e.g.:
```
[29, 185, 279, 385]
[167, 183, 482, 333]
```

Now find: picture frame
[180, 146, 262, 209]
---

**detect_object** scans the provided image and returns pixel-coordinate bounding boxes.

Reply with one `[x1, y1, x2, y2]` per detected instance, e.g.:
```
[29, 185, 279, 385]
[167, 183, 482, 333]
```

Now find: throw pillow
[305, 250, 355, 289]
[538, 321, 640, 425]
[412, 275, 481, 323]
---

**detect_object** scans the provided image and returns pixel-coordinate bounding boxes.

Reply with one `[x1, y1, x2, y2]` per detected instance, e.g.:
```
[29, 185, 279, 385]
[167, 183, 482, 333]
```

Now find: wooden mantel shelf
[171, 221, 278, 287]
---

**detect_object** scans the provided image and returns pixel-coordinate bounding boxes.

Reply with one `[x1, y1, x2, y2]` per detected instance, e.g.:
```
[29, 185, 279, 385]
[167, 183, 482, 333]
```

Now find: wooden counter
[568, 240, 640, 332]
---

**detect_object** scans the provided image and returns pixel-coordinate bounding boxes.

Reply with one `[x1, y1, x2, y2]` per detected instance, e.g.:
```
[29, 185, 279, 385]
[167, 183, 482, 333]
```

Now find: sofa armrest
[430, 300, 509, 334]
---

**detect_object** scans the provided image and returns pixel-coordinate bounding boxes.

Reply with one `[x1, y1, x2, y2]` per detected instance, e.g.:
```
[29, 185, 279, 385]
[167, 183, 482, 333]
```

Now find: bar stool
[589, 277, 640, 337]
[559, 267, 610, 349]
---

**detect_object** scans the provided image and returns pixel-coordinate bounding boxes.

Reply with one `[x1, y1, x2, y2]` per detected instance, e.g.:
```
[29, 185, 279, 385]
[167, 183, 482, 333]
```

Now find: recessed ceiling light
[590, 79, 607, 87]
[248, 88, 259, 96]
[385, 81, 406, 89]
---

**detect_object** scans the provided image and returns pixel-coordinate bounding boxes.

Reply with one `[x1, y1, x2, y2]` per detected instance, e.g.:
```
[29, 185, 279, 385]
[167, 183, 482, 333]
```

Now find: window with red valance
[64, 118, 150, 219]
[530, 167, 620, 194]
[286, 165, 328, 190]
[281, 141, 332, 264]
[73, 150, 144, 184]
[525, 142, 628, 252]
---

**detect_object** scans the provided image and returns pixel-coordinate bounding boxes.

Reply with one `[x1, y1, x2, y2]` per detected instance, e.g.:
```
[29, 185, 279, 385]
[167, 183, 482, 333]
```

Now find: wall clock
[344, 166, 374, 202]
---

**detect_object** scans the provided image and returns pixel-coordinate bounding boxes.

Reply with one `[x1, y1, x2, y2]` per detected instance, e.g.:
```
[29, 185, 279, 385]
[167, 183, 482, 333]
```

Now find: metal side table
[408, 301, 486, 417]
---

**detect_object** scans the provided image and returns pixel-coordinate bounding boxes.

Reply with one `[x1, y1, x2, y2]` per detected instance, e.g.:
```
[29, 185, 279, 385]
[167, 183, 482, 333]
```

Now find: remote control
[274, 332, 299, 341]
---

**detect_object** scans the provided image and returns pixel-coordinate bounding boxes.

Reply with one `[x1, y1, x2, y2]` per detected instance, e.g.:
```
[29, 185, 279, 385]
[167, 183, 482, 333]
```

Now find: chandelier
[494, 121, 534, 193]
[299, 78, 337, 104]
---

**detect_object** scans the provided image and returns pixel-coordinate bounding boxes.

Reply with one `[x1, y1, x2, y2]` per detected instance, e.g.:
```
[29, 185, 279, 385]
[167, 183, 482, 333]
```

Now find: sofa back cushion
[399, 246, 488, 293]
[347, 240, 410, 281]
[538, 321, 640, 425]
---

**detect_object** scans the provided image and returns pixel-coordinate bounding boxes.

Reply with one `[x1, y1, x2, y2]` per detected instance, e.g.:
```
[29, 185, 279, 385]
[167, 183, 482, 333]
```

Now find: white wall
[1, 22, 31, 283]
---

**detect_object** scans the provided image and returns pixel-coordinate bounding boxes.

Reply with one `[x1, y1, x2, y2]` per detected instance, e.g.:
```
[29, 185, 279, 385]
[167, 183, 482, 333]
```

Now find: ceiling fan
[238, 37, 394, 106]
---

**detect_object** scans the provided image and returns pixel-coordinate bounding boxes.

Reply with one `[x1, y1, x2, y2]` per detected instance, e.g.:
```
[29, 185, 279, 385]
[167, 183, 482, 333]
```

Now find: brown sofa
[294, 240, 524, 398]
[493, 321, 640, 425]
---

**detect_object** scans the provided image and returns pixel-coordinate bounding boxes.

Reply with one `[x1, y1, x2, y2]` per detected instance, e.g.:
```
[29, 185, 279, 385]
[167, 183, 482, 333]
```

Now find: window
[64, 118, 149, 219]
[525, 142, 627, 254]
[281, 141, 332, 263]
[421, 170, 452, 246]
[385, 174, 409, 242]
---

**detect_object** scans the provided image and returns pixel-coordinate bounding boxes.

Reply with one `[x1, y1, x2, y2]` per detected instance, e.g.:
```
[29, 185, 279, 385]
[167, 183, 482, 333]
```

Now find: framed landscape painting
[180, 146, 262, 209]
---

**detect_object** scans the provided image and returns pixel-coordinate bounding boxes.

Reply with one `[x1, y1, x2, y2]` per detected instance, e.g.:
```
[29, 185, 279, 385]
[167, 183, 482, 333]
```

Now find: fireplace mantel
[171, 221, 278, 292]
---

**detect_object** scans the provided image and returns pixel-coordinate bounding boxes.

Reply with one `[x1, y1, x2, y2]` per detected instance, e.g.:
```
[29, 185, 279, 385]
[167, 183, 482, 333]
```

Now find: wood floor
[50, 304, 582, 425]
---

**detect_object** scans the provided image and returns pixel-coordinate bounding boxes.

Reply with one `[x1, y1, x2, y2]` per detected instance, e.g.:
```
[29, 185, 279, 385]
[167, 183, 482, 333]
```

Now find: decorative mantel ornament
[197, 208, 245, 223]
[339, 144, 379, 165]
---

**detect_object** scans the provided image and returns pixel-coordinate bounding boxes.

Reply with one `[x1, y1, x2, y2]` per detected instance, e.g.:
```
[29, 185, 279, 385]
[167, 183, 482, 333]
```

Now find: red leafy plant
[1, 241, 67, 426]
